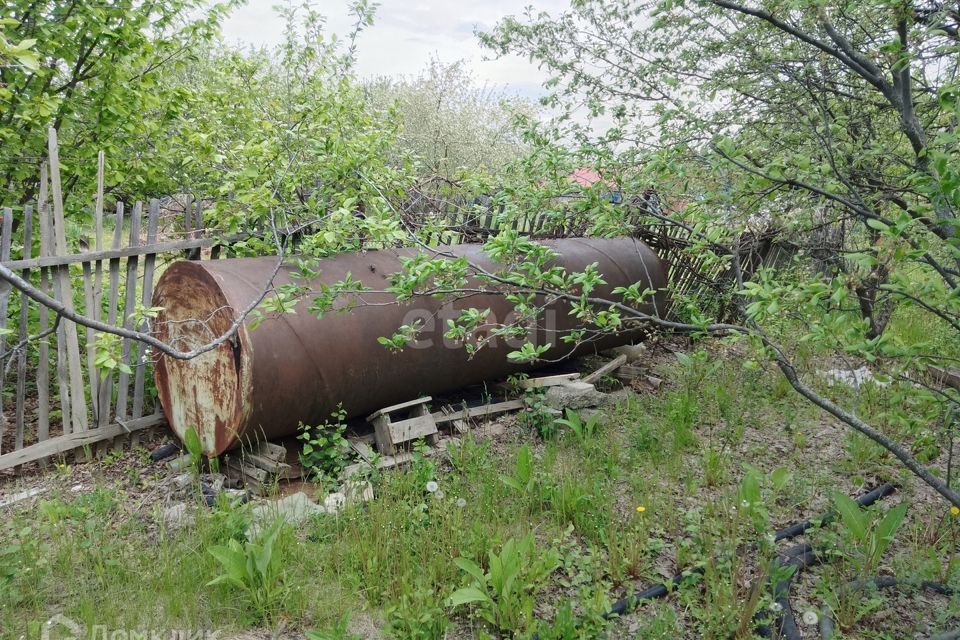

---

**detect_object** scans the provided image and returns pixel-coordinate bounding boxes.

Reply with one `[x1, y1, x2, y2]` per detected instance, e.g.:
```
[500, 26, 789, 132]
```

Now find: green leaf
[183, 426, 203, 462]
[831, 492, 867, 542]
[871, 504, 907, 563]
[453, 557, 487, 586]
[770, 467, 790, 491]
[448, 586, 491, 607]
[501, 476, 523, 491]
[208, 545, 247, 585]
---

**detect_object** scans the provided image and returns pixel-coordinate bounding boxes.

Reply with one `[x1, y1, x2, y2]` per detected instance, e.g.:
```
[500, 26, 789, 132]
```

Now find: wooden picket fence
[0, 131, 234, 472]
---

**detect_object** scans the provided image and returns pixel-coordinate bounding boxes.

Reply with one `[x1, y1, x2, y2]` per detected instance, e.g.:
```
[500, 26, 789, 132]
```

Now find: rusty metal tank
[152, 237, 668, 455]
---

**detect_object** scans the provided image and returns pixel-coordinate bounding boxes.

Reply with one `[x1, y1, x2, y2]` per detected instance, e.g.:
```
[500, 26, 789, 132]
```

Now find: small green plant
[534, 601, 579, 639]
[207, 519, 288, 622]
[306, 613, 362, 640]
[183, 425, 204, 475]
[500, 443, 536, 496]
[0, 522, 48, 607]
[519, 391, 559, 439]
[93, 332, 132, 374]
[298, 404, 352, 482]
[410, 437, 438, 488]
[830, 491, 908, 576]
[737, 465, 791, 536]
[554, 408, 599, 443]
[448, 533, 560, 635]
[385, 587, 449, 640]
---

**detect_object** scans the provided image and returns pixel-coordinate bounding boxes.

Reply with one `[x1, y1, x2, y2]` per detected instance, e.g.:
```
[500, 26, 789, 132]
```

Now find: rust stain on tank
[152, 237, 669, 456]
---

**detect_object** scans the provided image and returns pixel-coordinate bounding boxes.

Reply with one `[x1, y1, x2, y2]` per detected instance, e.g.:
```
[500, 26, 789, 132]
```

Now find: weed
[306, 614, 362, 640]
[385, 587, 449, 640]
[554, 408, 600, 443]
[701, 446, 728, 487]
[410, 438, 438, 488]
[500, 443, 537, 499]
[519, 391, 559, 439]
[534, 601, 578, 640]
[448, 533, 560, 635]
[811, 494, 908, 630]
[829, 492, 908, 577]
[737, 465, 791, 536]
[207, 519, 289, 622]
[298, 404, 352, 483]
[183, 425, 204, 475]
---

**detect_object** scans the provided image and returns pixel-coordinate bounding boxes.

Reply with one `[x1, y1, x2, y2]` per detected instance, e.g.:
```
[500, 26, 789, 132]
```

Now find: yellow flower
[636, 505, 646, 513]
[951, 506, 960, 517]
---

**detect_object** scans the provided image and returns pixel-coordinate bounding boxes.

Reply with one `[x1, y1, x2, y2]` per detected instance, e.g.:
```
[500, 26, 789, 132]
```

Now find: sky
[221, 0, 569, 100]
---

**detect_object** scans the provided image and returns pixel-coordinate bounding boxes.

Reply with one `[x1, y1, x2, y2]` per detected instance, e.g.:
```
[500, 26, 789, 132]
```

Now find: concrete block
[544, 380, 608, 410]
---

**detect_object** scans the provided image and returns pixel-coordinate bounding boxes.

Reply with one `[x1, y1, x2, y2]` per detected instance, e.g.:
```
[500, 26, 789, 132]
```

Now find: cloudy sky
[221, 0, 569, 99]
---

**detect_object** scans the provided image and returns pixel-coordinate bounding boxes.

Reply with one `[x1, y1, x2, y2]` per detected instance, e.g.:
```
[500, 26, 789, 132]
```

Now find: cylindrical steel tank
[152, 237, 668, 455]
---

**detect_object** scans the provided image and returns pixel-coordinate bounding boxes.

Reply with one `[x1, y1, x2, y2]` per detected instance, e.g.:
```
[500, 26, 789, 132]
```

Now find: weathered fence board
[132, 200, 160, 422]
[4, 236, 223, 270]
[0, 413, 165, 472]
[115, 201, 143, 422]
[48, 129, 88, 433]
[37, 168, 52, 446]
[98, 202, 125, 430]
[15, 205, 32, 451]
[0, 209, 12, 454]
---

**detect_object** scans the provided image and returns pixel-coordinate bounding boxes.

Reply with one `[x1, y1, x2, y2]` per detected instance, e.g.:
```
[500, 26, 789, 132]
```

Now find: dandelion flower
[951, 506, 960, 517]
[435, 490, 445, 500]
[425, 480, 438, 493]
[456, 498, 467, 508]
[636, 505, 646, 513]
[801, 611, 818, 626]
[769, 602, 783, 614]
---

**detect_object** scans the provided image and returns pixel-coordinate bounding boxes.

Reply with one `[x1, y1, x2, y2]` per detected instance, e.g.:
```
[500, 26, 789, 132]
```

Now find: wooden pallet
[368, 396, 438, 455]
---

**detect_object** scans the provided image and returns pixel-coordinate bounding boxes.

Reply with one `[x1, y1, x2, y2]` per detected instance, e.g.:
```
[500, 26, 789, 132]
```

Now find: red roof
[567, 167, 622, 191]
[568, 167, 606, 188]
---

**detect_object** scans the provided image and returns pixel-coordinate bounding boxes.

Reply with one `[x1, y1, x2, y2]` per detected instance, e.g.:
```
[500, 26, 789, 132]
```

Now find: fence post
[0, 208, 12, 453]
[15, 205, 33, 451]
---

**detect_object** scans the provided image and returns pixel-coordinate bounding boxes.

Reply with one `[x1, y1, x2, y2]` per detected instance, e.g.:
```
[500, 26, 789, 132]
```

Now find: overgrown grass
[2, 346, 958, 639]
